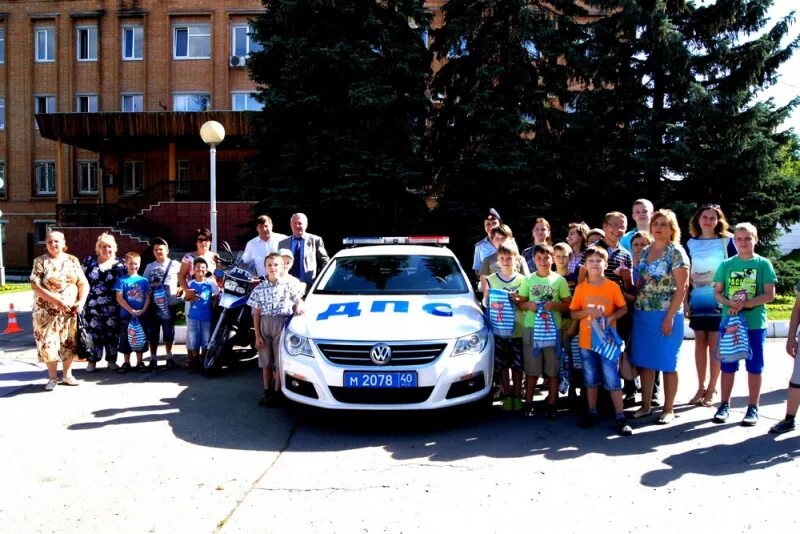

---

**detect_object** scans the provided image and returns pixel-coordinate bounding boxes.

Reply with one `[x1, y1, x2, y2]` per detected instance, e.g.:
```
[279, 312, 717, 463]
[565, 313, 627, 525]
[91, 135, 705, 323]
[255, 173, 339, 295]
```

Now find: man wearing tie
[278, 213, 330, 286]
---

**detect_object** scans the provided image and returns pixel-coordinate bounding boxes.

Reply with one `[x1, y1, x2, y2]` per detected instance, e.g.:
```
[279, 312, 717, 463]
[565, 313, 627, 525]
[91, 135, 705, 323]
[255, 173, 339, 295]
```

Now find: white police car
[280, 237, 493, 410]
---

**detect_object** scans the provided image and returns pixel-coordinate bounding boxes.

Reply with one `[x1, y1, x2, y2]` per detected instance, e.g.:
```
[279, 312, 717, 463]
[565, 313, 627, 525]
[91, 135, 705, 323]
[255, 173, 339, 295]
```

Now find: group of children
[485, 240, 634, 435]
[481, 209, 796, 437]
[114, 251, 220, 372]
[112, 244, 305, 411]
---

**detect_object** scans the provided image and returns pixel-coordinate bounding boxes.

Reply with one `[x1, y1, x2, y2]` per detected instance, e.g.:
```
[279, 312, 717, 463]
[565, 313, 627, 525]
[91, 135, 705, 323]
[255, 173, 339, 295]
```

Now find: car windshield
[315, 254, 469, 295]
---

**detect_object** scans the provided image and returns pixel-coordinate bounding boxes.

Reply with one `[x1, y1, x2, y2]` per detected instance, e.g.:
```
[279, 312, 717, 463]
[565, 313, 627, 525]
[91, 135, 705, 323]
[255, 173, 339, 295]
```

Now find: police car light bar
[343, 236, 450, 245]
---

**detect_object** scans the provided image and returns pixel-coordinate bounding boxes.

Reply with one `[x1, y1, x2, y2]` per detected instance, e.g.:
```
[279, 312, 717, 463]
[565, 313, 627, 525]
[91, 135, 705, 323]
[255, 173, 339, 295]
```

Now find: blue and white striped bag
[487, 288, 515, 338]
[127, 316, 148, 352]
[590, 318, 624, 363]
[532, 303, 558, 349]
[716, 314, 751, 363]
[569, 335, 583, 370]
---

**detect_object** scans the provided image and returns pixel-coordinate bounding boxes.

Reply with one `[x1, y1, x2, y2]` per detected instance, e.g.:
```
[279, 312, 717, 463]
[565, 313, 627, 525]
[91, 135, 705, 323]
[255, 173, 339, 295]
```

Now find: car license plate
[343, 371, 417, 388]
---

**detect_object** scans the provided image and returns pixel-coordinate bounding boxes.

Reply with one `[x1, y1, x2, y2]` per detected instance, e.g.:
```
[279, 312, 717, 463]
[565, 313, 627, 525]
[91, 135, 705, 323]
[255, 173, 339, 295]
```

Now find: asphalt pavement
[1, 290, 799, 533]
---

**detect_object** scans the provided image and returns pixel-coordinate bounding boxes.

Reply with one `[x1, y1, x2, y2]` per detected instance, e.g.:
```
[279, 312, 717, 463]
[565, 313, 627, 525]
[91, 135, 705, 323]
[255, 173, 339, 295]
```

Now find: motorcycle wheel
[201, 325, 229, 377]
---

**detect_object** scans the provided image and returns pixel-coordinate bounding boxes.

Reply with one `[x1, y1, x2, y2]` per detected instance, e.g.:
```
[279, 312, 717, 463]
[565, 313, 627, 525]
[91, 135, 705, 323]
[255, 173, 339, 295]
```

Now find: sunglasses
[699, 203, 720, 210]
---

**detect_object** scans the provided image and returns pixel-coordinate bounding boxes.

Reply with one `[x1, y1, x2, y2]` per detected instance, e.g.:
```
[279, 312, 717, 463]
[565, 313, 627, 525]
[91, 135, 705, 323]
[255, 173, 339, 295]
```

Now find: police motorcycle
[200, 241, 257, 377]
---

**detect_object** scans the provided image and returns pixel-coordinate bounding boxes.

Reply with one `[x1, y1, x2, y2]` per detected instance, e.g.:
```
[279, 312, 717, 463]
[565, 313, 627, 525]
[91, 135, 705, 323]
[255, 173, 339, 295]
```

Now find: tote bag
[569, 335, 583, 370]
[716, 314, 751, 363]
[127, 316, 148, 352]
[532, 303, 559, 349]
[152, 260, 173, 320]
[487, 288, 515, 338]
[590, 317, 625, 363]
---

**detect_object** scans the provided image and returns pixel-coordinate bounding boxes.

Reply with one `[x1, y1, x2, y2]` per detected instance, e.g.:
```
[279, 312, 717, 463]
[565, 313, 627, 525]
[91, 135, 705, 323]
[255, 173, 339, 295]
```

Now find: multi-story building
[0, 0, 268, 269]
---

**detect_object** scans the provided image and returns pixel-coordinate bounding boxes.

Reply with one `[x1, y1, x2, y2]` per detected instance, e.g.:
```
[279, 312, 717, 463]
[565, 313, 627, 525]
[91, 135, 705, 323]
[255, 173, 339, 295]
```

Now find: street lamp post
[199, 121, 225, 253]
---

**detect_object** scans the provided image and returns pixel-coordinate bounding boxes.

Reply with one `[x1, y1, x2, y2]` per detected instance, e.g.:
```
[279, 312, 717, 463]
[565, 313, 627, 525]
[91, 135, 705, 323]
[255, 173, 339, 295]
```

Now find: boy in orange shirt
[570, 247, 632, 435]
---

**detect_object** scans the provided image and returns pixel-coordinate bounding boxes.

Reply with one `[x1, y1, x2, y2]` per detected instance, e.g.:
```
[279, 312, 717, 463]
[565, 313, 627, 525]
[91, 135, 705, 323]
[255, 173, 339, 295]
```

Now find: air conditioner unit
[229, 55, 246, 68]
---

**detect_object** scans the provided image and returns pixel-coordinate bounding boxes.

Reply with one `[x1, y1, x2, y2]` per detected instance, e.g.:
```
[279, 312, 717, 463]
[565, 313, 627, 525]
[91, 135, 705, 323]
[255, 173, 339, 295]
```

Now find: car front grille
[316, 342, 447, 367]
[329, 386, 434, 404]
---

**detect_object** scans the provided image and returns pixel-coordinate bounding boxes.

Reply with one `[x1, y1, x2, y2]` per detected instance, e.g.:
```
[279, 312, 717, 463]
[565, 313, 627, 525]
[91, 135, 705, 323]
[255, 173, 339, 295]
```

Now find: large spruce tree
[566, 0, 799, 244]
[427, 0, 588, 256]
[244, 0, 431, 242]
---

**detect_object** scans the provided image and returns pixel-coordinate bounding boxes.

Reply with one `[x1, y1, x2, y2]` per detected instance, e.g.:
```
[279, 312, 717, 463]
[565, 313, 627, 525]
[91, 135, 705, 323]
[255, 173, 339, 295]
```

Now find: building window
[174, 24, 211, 59]
[231, 92, 263, 111]
[34, 221, 56, 244]
[76, 26, 98, 61]
[122, 26, 143, 60]
[123, 161, 144, 194]
[0, 97, 4, 130]
[121, 93, 144, 112]
[34, 95, 56, 129]
[35, 161, 57, 195]
[176, 159, 189, 194]
[231, 25, 262, 58]
[173, 93, 210, 112]
[78, 161, 99, 194]
[35, 27, 56, 62]
[0, 161, 5, 198]
[35, 95, 56, 114]
[0, 29, 5, 63]
[76, 94, 99, 113]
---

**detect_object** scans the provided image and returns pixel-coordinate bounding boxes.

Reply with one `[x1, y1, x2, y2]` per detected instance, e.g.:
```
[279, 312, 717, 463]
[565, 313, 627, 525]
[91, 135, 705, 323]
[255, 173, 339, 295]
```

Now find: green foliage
[774, 252, 800, 294]
[241, 0, 800, 263]
[427, 0, 588, 260]
[565, 0, 800, 250]
[244, 0, 432, 246]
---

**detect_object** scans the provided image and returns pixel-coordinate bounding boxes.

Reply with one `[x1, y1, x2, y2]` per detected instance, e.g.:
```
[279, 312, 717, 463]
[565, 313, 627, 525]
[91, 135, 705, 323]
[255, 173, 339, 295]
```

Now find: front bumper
[280, 338, 493, 410]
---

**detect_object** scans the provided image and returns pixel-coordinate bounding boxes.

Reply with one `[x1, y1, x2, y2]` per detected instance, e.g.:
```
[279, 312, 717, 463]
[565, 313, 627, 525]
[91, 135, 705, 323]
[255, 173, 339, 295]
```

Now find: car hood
[288, 293, 485, 341]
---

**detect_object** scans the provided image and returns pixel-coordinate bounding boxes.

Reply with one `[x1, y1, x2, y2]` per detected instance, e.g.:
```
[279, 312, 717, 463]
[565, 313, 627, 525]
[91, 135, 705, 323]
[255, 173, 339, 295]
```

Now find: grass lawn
[0, 283, 32, 294]
[767, 293, 796, 321]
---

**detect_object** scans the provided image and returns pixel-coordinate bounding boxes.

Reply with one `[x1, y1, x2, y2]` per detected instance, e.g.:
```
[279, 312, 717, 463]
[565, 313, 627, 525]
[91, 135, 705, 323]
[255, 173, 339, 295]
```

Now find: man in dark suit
[278, 213, 330, 285]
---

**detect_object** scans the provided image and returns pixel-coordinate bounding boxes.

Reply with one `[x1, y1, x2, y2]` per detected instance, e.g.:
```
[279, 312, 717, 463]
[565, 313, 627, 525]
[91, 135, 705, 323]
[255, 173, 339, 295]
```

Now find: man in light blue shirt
[473, 208, 502, 278]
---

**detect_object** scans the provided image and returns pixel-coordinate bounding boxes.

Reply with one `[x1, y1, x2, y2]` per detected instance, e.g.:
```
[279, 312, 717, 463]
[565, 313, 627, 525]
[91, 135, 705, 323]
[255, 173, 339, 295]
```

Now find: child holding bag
[712, 223, 776, 426]
[569, 246, 631, 435]
[115, 252, 151, 373]
[517, 244, 571, 418]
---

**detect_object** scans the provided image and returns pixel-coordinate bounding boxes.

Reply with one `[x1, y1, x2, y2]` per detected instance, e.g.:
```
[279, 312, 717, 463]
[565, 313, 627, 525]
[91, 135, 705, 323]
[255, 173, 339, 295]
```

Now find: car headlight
[284, 331, 314, 357]
[453, 327, 488, 356]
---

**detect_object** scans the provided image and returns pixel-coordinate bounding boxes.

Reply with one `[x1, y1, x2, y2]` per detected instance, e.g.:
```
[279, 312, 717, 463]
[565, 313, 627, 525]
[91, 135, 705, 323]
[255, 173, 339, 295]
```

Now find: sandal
[632, 408, 653, 419]
[701, 389, 716, 407]
[688, 388, 706, 406]
[656, 411, 676, 425]
[61, 375, 80, 386]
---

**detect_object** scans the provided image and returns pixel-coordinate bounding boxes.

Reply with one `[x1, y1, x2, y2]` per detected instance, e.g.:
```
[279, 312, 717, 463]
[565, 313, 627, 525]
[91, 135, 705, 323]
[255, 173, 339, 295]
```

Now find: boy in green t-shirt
[516, 244, 571, 418]
[712, 223, 776, 427]
[483, 242, 525, 411]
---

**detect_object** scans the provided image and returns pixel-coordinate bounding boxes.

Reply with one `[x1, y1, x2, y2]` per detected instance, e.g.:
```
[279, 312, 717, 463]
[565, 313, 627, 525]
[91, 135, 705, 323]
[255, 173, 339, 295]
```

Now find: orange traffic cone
[3, 303, 24, 334]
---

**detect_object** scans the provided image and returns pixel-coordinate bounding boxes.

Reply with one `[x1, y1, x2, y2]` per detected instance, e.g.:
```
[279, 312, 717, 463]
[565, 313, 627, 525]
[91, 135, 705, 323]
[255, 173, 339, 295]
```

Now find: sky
[760, 0, 799, 133]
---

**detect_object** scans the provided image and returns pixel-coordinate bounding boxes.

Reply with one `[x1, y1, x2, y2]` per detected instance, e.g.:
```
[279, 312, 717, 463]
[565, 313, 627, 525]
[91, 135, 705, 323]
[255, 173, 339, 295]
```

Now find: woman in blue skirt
[630, 209, 690, 424]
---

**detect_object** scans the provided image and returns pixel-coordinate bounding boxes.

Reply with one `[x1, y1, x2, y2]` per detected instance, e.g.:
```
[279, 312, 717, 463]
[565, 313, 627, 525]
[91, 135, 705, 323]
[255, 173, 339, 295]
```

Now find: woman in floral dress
[630, 210, 690, 424]
[30, 230, 89, 391]
[81, 233, 126, 372]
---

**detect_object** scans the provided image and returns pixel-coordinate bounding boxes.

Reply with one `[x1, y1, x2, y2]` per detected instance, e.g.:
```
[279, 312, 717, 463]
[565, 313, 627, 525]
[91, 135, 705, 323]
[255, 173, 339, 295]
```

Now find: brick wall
[52, 226, 149, 261]
[138, 201, 254, 250]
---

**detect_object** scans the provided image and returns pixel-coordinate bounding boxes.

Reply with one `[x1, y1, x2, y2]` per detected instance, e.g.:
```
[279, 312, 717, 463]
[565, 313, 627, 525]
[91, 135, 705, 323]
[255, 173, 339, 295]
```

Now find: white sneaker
[107, 361, 120, 371]
[86, 361, 97, 373]
[45, 379, 58, 391]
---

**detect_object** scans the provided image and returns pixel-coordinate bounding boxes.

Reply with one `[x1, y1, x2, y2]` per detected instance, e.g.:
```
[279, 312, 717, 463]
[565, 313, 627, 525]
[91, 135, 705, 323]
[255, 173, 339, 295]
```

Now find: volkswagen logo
[369, 343, 392, 365]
